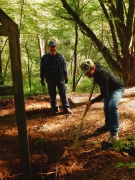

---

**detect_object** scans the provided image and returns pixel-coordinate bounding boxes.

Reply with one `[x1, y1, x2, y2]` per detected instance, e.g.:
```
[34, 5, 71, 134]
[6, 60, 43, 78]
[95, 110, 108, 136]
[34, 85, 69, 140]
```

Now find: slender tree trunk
[0, 50, 3, 85]
[3, 57, 10, 83]
[72, 23, 78, 92]
[25, 45, 32, 94]
[0, 38, 8, 85]
[38, 34, 45, 59]
[19, 0, 24, 31]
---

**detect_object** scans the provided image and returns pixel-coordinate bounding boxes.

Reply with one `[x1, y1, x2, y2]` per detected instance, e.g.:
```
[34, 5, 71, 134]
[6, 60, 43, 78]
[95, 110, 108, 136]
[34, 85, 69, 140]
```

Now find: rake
[73, 80, 96, 150]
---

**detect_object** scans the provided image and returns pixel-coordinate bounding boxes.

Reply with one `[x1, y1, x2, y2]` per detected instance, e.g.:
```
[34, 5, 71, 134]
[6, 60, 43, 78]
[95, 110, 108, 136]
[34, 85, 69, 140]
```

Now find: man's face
[85, 67, 95, 78]
[49, 45, 57, 55]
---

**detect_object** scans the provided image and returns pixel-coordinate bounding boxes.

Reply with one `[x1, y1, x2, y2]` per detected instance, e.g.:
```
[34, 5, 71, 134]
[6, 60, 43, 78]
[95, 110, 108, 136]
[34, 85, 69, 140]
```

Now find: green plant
[113, 136, 135, 152]
[113, 136, 135, 171]
[116, 162, 135, 170]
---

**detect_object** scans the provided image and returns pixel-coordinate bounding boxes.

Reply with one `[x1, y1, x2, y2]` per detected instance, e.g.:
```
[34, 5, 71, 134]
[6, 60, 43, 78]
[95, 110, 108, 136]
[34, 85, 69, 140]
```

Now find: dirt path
[0, 87, 135, 179]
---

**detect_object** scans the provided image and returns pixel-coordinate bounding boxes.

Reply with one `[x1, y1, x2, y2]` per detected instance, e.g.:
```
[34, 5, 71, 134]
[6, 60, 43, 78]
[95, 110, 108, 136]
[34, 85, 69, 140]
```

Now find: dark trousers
[47, 81, 70, 111]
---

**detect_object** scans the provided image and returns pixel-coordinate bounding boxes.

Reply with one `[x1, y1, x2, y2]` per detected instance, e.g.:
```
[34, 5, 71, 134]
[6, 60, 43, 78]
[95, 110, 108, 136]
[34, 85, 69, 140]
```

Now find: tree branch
[60, 0, 123, 76]
[98, 1, 120, 59]
[107, 0, 126, 46]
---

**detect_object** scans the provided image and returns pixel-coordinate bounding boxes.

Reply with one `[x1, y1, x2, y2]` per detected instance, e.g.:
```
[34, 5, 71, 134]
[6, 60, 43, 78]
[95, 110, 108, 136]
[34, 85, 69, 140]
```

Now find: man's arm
[91, 76, 108, 104]
[60, 54, 68, 83]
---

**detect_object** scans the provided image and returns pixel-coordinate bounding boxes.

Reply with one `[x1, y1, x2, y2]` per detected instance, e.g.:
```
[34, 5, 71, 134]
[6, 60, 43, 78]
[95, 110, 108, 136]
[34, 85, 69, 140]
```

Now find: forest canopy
[0, 0, 135, 94]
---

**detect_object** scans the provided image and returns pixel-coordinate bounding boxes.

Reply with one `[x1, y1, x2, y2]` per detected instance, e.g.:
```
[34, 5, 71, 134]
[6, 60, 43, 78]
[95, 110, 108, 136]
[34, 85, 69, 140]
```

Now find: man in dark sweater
[80, 59, 124, 144]
[40, 41, 72, 115]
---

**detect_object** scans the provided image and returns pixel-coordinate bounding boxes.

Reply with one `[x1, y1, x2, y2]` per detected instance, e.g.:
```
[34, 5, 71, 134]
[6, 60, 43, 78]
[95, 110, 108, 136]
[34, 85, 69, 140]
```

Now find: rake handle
[73, 81, 96, 150]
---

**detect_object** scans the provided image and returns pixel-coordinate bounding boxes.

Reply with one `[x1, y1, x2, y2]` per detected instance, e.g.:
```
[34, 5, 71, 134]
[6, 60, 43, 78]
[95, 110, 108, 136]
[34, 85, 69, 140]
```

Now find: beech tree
[60, 0, 135, 87]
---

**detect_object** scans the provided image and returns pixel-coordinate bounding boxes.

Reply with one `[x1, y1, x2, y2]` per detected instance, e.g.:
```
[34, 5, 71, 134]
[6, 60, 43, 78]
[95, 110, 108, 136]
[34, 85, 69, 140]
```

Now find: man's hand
[40, 80, 45, 86]
[65, 77, 68, 84]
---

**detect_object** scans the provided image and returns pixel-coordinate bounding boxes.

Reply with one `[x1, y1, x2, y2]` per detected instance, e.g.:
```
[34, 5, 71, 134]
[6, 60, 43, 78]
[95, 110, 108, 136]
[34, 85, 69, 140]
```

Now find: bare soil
[0, 87, 135, 180]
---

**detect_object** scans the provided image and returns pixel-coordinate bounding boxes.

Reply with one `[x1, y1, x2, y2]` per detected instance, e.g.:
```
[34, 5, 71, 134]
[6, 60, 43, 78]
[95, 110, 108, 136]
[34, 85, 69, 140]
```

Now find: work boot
[97, 124, 109, 132]
[93, 124, 109, 135]
[50, 109, 59, 115]
[107, 134, 119, 144]
[63, 108, 72, 114]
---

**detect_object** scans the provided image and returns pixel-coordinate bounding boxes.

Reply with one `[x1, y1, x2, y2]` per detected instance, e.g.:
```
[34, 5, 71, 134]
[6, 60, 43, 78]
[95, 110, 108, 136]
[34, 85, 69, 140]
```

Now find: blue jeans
[104, 87, 124, 136]
[47, 81, 70, 111]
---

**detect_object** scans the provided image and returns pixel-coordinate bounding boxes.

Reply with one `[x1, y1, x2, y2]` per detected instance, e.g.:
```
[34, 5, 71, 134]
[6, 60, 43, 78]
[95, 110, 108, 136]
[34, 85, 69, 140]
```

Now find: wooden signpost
[0, 9, 32, 180]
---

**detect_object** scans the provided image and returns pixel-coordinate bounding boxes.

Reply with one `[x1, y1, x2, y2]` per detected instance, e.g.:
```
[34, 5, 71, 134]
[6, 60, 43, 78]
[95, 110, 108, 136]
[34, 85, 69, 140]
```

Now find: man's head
[48, 41, 57, 55]
[80, 59, 95, 78]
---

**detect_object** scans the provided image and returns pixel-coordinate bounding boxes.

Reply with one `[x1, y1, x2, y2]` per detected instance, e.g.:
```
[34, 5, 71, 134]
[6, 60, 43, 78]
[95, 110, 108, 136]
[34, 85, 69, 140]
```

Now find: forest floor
[0, 87, 135, 180]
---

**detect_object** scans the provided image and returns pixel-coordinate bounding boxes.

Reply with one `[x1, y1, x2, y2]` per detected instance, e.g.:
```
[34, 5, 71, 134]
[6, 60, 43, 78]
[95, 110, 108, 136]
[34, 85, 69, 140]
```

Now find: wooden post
[0, 9, 32, 180]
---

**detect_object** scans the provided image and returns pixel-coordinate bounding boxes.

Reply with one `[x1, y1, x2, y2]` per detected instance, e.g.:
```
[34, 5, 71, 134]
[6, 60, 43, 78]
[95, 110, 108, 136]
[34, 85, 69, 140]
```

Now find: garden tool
[73, 80, 96, 150]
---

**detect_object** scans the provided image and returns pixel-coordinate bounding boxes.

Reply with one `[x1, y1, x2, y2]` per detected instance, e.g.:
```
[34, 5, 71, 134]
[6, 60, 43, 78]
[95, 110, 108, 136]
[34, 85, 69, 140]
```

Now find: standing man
[80, 59, 124, 144]
[40, 41, 72, 115]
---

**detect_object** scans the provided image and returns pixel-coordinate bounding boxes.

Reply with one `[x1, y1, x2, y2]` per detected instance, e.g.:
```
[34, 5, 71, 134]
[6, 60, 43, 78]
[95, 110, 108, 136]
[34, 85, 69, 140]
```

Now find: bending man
[80, 59, 124, 144]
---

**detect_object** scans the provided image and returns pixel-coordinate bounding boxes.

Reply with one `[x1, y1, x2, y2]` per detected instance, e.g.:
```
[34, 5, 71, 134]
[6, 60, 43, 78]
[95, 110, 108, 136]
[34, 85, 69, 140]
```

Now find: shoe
[50, 109, 58, 115]
[94, 124, 109, 134]
[107, 134, 119, 144]
[97, 124, 108, 132]
[63, 108, 72, 114]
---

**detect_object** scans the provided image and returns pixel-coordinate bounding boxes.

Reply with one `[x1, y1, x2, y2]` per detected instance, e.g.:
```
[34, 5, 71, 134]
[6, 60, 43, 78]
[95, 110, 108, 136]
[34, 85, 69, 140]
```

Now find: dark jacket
[40, 53, 67, 83]
[91, 62, 124, 103]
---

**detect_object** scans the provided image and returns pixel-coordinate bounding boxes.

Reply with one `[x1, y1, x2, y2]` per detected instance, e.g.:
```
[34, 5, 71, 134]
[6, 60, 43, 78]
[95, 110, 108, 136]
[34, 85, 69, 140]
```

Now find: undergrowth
[113, 136, 135, 170]
[116, 162, 135, 170]
[113, 136, 135, 153]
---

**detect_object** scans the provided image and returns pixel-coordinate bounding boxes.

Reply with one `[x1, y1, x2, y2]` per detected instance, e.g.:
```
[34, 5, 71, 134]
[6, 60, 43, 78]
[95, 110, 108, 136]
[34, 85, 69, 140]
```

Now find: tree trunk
[25, 45, 32, 94]
[0, 38, 8, 85]
[60, 0, 135, 87]
[72, 23, 78, 92]
[0, 51, 3, 85]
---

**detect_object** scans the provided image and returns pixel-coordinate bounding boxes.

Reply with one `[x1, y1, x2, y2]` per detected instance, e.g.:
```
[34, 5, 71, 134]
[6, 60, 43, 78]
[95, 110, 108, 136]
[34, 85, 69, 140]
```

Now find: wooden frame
[0, 9, 32, 180]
